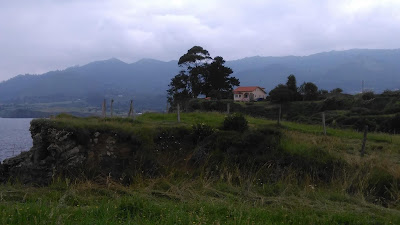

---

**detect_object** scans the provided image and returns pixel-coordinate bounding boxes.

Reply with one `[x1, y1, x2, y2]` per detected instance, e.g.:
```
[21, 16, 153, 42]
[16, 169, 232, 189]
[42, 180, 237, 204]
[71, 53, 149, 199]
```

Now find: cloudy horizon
[1, 0, 400, 81]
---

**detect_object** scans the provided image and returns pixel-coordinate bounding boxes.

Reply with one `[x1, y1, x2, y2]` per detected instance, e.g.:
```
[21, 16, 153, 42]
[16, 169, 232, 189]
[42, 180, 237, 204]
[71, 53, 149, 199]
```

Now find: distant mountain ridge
[1, 49, 399, 111]
[227, 48, 400, 93]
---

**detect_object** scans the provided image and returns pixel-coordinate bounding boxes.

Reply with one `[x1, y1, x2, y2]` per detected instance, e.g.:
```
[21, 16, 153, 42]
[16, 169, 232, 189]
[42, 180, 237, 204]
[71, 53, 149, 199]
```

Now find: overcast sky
[0, 0, 399, 81]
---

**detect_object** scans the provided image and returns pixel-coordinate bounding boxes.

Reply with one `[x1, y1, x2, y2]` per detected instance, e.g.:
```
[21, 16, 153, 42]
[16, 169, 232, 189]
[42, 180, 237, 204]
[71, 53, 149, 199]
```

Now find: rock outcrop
[0, 118, 282, 186]
[0, 120, 141, 185]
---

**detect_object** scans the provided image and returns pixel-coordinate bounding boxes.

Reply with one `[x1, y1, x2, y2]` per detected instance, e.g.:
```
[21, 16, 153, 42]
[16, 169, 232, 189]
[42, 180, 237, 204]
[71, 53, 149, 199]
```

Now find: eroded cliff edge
[0, 119, 139, 185]
[0, 117, 283, 185]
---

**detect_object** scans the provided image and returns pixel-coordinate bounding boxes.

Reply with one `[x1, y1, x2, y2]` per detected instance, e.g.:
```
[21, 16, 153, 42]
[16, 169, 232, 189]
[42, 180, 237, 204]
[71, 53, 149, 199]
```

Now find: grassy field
[1, 112, 400, 224]
[1, 179, 400, 225]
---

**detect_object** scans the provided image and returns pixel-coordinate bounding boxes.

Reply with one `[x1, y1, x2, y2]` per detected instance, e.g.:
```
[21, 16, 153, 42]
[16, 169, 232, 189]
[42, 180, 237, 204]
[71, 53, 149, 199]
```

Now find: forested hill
[227, 48, 400, 93]
[1, 49, 399, 111]
[0, 58, 179, 111]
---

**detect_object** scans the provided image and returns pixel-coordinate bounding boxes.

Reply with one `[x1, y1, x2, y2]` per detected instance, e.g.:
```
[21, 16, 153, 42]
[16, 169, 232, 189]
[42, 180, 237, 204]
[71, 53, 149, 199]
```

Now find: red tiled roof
[233, 86, 265, 93]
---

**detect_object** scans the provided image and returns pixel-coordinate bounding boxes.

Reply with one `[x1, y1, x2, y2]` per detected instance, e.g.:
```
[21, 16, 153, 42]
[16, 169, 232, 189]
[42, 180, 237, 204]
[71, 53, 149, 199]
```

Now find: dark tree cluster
[167, 46, 240, 106]
[269, 74, 343, 102]
[269, 74, 304, 102]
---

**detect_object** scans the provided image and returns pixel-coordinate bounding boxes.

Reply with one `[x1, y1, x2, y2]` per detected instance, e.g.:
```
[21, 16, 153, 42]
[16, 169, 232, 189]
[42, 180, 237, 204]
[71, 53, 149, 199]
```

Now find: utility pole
[362, 80, 364, 93]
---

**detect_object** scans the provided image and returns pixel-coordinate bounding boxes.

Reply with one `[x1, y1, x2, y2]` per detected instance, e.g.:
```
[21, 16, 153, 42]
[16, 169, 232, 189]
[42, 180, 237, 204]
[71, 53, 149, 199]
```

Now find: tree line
[269, 74, 344, 102]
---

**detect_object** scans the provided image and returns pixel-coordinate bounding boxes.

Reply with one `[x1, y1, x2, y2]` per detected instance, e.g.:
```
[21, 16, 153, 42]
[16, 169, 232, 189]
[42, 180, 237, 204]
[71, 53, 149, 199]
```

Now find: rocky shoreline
[0, 120, 139, 185]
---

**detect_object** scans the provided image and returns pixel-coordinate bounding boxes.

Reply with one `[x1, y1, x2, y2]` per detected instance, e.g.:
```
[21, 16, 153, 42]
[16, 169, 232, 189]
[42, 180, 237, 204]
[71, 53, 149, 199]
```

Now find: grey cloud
[0, 0, 399, 81]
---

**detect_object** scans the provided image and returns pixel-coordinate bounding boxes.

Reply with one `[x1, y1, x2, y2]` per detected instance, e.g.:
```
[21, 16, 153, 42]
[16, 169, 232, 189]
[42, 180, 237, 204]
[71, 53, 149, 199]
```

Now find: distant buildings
[233, 86, 267, 102]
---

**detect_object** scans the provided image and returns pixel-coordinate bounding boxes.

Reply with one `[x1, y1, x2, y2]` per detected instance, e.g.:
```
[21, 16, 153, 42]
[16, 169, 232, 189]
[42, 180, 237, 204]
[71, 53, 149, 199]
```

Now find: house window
[244, 93, 248, 98]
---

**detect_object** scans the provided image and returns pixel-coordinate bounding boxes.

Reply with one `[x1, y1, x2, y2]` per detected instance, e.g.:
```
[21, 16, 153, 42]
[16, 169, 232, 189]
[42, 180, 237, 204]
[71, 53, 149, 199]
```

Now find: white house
[233, 86, 267, 102]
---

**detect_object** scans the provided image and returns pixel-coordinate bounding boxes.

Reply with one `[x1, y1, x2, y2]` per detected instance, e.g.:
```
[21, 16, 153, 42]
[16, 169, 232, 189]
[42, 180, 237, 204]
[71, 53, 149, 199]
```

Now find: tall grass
[1, 178, 400, 225]
[8, 112, 399, 223]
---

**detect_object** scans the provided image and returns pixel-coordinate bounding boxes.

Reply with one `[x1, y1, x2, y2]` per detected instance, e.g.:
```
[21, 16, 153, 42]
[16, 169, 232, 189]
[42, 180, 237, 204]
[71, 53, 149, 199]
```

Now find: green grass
[52, 111, 397, 142]
[1, 180, 399, 225]
[3, 112, 400, 224]
[139, 112, 400, 145]
[280, 120, 398, 144]
[49, 112, 400, 163]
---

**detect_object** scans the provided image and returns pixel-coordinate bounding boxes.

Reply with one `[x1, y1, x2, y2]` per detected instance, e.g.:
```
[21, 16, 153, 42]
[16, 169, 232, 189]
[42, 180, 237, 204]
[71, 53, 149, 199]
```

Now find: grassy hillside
[184, 93, 400, 134]
[1, 112, 400, 224]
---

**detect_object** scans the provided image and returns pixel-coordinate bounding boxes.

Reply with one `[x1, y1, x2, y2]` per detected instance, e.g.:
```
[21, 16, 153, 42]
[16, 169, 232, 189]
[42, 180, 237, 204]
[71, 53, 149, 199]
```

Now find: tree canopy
[269, 84, 293, 103]
[330, 88, 343, 94]
[269, 74, 301, 102]
[299, 82, 319, 101]
[168, 46, 239, 105]
[286, 74, 297, 92]
[269, 75, 323, 102]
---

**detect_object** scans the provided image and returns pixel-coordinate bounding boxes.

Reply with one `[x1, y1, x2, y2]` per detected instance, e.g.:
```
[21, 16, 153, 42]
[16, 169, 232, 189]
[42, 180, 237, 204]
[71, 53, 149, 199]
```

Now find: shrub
[383, 101, 400, 114]
[381, 89, 400, 97]
[192, 123, 215, 142]
[350, 107, 370, 115]
[362, 91, 375, 100]
[391, 113, 400, 131]
[366, 167, 398, 206]
[283, 146, 347, 183]
[222, 113, 248, 132]
[322, 97, 349, 110]
[353, 117, 377, 132]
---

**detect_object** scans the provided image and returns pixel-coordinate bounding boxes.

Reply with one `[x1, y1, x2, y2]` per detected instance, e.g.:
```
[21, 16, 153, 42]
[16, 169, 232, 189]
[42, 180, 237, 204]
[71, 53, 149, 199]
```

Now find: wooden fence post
[278, 104, 281, 125]
[177, 103, 181, 123]
[227, 103, 230, 114]
[110, 99, 114, 117]
[132, 102, 135, 120]
[322, 112, 326, 136]
[360, 125, 368, 157]
[128, 100, 133, 118]
[102, 99, 106, 118]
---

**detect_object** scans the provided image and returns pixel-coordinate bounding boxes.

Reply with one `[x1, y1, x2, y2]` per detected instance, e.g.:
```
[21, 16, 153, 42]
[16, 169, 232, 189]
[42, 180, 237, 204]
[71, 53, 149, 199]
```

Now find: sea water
[0, 118, 33, 162]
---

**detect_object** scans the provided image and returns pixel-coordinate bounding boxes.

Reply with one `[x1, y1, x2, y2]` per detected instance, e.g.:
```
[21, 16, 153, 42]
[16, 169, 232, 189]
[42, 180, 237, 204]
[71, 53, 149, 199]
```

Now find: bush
[192, 123, 215, 142]
[366, 167, 398, 206]
[362, 91, 375, 100]
[322, 97, 352, 110]
[384, 101, 400, 114]
[350, 107, 370, 115]
[223, 113, 248, 132]
[391, 113, 400, 131]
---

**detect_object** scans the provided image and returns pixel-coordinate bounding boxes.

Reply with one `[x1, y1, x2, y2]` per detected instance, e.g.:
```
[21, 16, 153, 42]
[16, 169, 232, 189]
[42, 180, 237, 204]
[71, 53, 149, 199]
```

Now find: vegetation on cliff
[1, 112, 400, 224]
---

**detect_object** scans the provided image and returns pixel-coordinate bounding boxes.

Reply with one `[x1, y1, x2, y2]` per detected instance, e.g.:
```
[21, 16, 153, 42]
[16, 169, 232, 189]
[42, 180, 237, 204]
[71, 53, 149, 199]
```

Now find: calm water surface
[0, 118, 33, 162]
